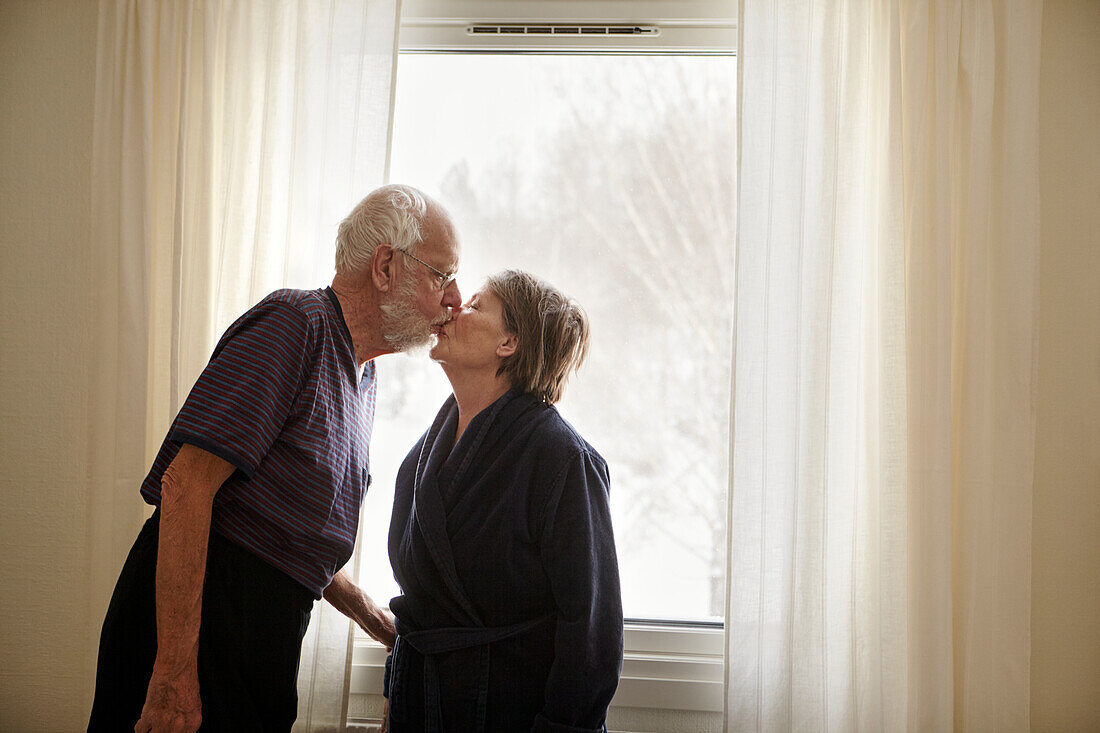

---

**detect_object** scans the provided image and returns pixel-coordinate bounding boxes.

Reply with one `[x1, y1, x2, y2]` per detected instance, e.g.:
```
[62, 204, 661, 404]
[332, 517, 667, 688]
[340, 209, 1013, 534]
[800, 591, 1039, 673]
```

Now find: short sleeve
[169, 300, 313, 477]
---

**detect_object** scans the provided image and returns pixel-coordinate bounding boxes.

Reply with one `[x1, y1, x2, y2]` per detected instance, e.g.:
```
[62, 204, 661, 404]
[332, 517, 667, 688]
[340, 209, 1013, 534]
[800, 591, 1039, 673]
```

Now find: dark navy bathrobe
[385, 387, 623, 733]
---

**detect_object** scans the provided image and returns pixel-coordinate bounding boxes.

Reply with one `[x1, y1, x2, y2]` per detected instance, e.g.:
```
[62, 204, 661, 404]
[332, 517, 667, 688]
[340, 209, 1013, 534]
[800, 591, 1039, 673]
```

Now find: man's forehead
[421, 213, 460, 269]
[418, 237, 458, 270]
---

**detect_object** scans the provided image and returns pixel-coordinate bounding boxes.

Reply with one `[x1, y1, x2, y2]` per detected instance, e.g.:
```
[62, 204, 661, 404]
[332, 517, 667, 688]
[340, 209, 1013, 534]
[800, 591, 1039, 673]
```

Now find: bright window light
[355, 53, 736, 623]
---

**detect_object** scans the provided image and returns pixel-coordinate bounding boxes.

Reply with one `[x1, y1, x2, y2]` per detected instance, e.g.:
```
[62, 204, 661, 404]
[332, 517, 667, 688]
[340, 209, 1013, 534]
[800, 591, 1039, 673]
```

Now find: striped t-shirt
[141, 287, 377, 598]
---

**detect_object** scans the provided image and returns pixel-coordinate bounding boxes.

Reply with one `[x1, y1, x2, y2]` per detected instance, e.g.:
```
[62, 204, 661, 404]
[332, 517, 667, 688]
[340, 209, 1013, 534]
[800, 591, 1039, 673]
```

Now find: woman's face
[429, 286, 516, 372]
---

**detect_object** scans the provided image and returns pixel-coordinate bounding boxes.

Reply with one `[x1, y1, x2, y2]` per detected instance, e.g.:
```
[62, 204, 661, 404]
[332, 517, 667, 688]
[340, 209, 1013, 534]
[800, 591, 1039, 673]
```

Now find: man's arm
[323, 569, 396, 649]
[135, 444, 235, 733]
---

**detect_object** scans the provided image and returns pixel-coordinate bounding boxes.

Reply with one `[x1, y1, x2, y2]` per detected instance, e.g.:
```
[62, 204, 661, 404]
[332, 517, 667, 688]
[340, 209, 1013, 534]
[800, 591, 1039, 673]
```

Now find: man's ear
[496, 333, 518, 359]
[371, 244, 396, 291]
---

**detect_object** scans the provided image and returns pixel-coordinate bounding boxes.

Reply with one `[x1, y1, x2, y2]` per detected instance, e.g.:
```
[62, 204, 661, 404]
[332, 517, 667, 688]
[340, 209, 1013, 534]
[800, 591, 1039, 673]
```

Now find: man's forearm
[153, 483, 215, 675]
[150, 445, 234, 676]
[323, 569, 396, 648]
[323, 569, 374, 621]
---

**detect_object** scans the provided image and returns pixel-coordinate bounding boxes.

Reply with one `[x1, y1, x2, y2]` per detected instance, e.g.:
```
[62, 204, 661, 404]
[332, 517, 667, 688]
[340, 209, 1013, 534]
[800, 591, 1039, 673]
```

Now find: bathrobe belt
[385, 614, 552, 733]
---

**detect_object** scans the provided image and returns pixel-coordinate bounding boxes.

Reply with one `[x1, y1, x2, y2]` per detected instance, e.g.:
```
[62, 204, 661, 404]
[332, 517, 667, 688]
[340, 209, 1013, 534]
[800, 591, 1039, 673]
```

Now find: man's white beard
[380, 275, 438, 352]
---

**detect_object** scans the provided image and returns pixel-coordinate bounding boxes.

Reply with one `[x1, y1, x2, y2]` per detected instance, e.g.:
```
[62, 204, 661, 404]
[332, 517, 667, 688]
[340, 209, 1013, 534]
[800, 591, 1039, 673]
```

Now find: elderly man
[88, 185, 461, 732]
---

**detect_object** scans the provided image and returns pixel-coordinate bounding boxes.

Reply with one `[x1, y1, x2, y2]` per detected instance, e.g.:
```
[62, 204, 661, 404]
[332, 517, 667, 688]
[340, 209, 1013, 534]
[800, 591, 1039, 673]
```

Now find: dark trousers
[88, 511, 315, 732]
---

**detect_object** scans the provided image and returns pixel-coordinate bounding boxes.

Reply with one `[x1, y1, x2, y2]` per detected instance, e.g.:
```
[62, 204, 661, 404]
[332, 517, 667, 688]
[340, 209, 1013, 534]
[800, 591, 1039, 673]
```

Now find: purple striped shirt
[141, 287, 377, 598]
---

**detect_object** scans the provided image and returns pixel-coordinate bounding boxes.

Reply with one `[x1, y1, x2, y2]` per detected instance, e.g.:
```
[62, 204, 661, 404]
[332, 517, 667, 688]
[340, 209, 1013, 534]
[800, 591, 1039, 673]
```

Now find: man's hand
[134, 666, 202, 733]
[323, 569, 396, 650]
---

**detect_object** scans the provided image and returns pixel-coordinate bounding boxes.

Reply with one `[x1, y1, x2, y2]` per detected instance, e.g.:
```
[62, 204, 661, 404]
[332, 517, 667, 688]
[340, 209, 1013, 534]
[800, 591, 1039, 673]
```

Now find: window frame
[348, 0, 736, 722]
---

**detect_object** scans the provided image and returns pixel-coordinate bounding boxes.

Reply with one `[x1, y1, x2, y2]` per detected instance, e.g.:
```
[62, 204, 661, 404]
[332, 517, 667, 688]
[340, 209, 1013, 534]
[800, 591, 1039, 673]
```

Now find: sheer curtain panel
[727, 0, 1041, 730]
[88, 1, 400, 729]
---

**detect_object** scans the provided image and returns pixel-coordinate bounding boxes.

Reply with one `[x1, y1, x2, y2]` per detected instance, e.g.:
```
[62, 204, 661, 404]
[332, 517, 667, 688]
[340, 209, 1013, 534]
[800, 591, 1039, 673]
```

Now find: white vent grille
[467, 24, 660, 37]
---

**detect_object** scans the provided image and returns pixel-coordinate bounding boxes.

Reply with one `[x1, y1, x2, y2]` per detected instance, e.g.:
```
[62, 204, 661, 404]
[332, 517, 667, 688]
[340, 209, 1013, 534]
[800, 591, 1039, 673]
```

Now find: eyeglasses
[399, 250, 458, 291]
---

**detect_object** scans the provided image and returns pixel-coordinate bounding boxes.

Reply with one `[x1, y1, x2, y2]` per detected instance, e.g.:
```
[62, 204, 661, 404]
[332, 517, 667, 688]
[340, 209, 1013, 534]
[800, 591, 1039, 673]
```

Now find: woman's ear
[496, 333, 518, 359]
[371, 244, 396, 291]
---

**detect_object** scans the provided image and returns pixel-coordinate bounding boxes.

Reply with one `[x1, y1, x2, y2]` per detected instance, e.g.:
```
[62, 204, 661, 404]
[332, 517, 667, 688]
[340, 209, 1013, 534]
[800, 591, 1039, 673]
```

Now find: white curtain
[727, 1, 1041, 731]
[87, 1, 400, 729]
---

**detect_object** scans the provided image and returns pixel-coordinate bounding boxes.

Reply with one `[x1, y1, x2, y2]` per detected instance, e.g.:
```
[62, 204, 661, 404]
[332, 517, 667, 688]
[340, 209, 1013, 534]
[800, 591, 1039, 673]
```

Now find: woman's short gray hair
[335, 184, 428, 274]
[486, 270, 591, 405]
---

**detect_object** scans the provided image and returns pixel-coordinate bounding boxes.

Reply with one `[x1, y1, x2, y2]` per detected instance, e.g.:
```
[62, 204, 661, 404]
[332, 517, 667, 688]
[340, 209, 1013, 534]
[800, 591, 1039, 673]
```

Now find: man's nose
[441, 279, 462, 310]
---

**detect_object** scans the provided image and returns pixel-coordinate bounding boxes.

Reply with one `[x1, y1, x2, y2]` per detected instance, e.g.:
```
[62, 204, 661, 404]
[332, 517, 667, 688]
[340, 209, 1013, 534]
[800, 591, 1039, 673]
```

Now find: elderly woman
[383, 270, 623, 732]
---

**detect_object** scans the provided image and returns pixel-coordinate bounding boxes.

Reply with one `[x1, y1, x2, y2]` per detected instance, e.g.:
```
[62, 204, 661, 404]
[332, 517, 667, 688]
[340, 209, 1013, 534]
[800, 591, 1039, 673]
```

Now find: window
[350, 2, 735, 726]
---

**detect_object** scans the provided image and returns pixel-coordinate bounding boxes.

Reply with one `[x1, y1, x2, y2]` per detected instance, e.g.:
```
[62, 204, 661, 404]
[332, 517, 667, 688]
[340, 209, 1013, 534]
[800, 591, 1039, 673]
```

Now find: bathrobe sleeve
[534, 449, 624, 733]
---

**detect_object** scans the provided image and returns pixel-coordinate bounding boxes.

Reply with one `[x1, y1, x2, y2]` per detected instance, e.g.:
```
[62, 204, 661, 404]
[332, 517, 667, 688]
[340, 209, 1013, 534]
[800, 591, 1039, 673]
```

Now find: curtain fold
[87, 1, 400, 729]
[727, 1, 1041, 730]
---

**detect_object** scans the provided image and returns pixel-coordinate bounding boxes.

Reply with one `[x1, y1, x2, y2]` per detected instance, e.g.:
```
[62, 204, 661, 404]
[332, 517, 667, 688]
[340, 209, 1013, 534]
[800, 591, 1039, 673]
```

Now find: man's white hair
[335, 184, 429, 274]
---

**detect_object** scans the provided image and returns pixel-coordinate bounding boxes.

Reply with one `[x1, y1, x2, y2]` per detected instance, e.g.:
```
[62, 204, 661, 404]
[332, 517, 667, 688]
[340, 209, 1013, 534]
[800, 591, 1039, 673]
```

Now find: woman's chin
[428, 340, 444, 362]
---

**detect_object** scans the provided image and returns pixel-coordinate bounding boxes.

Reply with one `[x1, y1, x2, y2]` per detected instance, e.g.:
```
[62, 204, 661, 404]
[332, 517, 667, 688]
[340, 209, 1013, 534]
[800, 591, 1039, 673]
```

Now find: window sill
[350, 621, 723, 713]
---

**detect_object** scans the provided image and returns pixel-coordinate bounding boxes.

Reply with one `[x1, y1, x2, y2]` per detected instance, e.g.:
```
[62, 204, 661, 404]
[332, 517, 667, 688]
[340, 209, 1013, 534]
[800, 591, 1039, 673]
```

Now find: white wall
[0, 1, 1097, 730]
[0, 0, 98, 729]
[1031, 2, 1100, 732]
